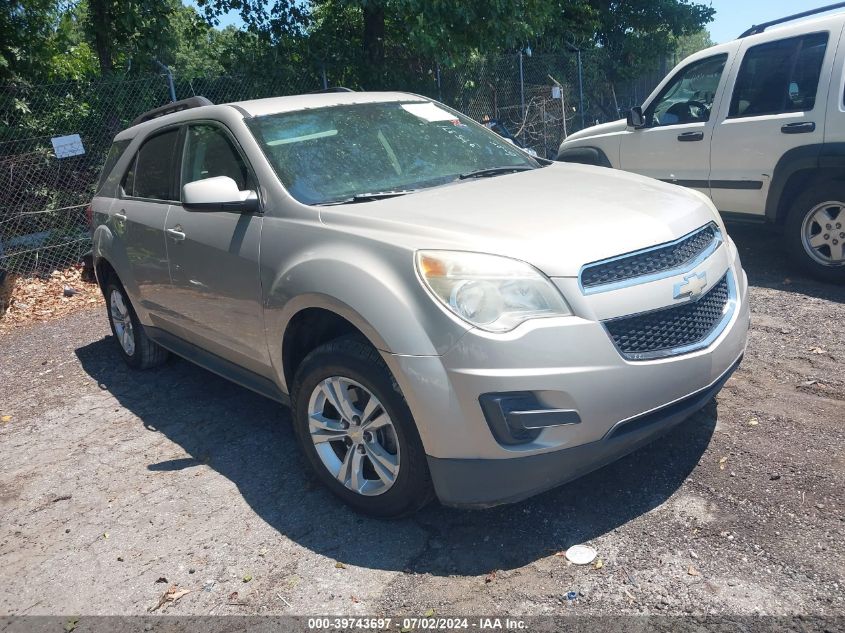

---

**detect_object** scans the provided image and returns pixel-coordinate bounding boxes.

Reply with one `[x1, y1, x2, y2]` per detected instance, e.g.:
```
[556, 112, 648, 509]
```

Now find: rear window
[96, 139, 131, 193]
[129, 128, 181, 201]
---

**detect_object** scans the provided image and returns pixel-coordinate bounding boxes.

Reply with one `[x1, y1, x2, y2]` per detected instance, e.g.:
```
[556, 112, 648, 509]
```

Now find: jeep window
[182, 124, 255, 191]
[247, 101, 537, 206]
[646, 54, 727, 127]
[96, 139, 131, 193]
[130, 128, 181, 200]
[729, 32, 828, 118]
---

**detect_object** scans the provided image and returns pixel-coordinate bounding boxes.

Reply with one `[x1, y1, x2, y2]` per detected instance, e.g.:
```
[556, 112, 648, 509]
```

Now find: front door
[160, 122, 268, 373]
[620, 53, 730, 199]
[710, 31, 832, 215]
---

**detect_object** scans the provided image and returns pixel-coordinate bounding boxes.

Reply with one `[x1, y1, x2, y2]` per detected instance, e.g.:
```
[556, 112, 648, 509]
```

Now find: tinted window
[132, 128, 180, 200]
[729, 32, 828, 118]
[182, 124, 254, 191]
[96, 139, 130, 193]
[646, 54, 727, 127]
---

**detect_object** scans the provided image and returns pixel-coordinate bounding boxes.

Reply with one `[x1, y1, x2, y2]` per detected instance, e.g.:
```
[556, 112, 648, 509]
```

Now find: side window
[131, 128, 181, 200]
[729, 32, 828, 118]
[646, 54, 727, 127]
[96, 139, 131, 193]
[181, 124, 254, 191]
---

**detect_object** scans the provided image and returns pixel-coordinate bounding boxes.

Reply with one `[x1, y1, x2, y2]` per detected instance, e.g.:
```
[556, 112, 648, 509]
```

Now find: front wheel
[290, 336, 433, 517]
[785, 184, 845, 283]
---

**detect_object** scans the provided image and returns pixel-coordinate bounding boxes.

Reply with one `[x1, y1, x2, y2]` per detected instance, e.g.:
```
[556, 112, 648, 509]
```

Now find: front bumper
[383, 250, 750, 507]
[427, 356, 740, 507]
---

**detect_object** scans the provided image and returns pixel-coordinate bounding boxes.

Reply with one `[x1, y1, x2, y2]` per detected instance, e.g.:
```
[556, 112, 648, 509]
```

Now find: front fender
[261, 238, 471, 388]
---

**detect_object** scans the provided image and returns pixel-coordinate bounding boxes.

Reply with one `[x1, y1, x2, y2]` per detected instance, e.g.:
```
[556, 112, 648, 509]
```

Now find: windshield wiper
[317, 190, 416, 206]
[458, 165, 535, 180]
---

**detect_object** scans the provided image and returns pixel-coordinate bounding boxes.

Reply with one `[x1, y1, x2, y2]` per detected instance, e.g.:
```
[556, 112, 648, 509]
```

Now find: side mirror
[182, 176, 260, 213]
[627, 106, 646, 129]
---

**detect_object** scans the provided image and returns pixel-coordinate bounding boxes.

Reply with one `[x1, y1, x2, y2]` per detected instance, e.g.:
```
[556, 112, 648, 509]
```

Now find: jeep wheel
[105, 279, 169, 369]
[786, 184, 845, 283]
[291, 336, 433, 517]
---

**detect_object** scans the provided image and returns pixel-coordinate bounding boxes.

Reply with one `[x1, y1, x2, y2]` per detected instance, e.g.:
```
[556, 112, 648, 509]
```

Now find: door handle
[677, 131, 704, 142]
[781, 121, 815, 134]
[113, 209, 127, 221]
[166, 226, 186, 241]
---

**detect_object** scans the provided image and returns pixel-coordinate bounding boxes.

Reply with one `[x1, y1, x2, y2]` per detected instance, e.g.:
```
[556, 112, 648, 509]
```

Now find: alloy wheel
[307, 376, 400, 496]
[801, 201, 845, 266]
[109, 288, 136, 356]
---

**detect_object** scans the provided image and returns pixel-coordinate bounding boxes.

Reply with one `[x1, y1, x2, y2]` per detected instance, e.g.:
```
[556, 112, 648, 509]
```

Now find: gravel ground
[0, 225, 842, 620]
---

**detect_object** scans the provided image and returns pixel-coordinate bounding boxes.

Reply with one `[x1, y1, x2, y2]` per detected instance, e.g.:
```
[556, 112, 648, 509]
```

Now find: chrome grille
[604, 273, 732, 360]
[581, 223, 720, 291]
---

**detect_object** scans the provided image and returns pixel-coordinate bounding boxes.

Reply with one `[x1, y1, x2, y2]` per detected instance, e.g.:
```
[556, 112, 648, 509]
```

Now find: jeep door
[619, 52, 730, 198]
[113, 127, 180, 320]
[709, 30, 835, 215]
[159, 122, 268, 373]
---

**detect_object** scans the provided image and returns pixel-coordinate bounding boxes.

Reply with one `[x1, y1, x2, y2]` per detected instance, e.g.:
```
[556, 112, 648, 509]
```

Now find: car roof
[115, 91, 429, 141]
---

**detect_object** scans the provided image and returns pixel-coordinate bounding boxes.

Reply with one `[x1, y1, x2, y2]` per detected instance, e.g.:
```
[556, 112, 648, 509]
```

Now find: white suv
[558, 7, 845, 283]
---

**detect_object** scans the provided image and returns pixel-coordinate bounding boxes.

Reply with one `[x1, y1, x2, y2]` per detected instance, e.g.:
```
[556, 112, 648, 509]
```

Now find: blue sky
[189, 1, 837, 45]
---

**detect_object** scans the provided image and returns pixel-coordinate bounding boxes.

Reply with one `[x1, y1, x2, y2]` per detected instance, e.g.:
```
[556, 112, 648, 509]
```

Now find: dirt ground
[0, 225, 842, 622]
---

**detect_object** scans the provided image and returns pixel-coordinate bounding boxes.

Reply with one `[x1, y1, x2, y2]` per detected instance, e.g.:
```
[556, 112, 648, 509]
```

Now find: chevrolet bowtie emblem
[673, 271, 707, 300]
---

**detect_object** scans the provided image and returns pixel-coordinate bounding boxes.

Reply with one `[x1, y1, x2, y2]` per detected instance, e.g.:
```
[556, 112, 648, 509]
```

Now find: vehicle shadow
[727, 223, 845, 302]
[76, 336, 717, 576]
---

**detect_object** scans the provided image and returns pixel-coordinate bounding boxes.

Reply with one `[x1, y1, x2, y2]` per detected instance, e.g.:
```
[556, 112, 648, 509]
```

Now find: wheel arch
[767, 143, 845, 225]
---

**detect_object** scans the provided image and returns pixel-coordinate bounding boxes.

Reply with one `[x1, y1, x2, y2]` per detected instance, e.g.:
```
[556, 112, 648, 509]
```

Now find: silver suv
[92, 91, 750, 516]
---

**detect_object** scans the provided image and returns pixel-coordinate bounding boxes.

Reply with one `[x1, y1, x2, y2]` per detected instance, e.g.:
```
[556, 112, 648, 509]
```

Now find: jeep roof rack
[738, 2, 845, 38]
[308, 87, 355, 94]
[130, 96, 214, 127]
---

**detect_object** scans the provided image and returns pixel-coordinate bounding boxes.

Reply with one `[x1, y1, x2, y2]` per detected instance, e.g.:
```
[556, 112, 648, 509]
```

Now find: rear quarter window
[96, 139, 131, 194]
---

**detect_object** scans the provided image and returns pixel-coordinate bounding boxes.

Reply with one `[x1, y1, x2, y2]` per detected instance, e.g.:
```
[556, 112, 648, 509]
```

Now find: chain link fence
[0, 53, 664, 279]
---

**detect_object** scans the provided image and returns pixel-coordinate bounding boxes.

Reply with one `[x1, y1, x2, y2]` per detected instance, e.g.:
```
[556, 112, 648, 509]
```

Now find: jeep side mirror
[627, 106, 646, 129]
[182, 176, 260, 213]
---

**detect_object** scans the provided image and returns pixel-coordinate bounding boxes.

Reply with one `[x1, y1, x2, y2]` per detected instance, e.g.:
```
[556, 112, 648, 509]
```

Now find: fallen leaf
[748, 418, 759, 426]
[424, 608, 435, 617]
[351, 595, 359, 603]
[103, 532, 109, 539]
[155, 577, 168, 584]
[228, 591, 239, 602]
[484, 570, 496, 583]
[1, 415, 11, 423]
[64, 618, 79, 632]
[242, 574, 252, 583]
[688, 565, 700, 577]
[809, 347, 827, 355]
[335, 562, 346, 569]
[149, 585, 192, 612]
[594, 558, 603, 570]
[719, 456, 728, 470]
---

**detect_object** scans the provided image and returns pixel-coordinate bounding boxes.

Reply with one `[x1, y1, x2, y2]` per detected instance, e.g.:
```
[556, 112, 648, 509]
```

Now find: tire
[290, 335, 433, 517]
[104, 277, 169, 369]
[785, 183, 845, 283]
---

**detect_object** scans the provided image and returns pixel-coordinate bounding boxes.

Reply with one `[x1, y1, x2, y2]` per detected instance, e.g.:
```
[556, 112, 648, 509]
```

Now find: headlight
[415, 250, 571, 332]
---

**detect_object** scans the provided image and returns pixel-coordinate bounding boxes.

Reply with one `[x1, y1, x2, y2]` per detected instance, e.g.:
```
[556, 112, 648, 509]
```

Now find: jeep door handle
[166, 227, 186, 241]
[113, 209, 127, 221]
[677, 131, 704, 142]
[781, 121, 815, 134]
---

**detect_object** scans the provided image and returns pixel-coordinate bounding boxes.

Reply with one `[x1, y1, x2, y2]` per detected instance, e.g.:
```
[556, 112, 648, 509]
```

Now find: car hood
[318, 162, 720, 277]
[563, 118, 627, 143]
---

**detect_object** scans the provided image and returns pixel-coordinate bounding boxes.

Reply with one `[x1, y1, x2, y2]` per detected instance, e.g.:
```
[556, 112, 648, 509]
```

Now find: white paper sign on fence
[51, 134, 85, 158]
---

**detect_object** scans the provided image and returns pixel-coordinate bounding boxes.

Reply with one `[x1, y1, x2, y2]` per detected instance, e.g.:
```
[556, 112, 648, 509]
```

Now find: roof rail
[130, 96, 213, 127]
[738, 2, 845, 38]
[308, 87, 355, 94]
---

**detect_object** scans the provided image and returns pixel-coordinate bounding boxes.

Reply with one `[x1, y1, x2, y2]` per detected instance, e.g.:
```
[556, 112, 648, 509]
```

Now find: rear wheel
[105, 278, 169, 369]
[291, 336, 433, 517]
[785, 184, 845, 283]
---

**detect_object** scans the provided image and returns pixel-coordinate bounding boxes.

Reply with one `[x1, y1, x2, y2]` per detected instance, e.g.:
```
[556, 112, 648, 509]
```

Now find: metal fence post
[155, 61, 177, 102]
[518, 52, 525, 118]
[321, 63, 328, 90]
[436, 63, 442, 102]
[577, 49, 585, 130]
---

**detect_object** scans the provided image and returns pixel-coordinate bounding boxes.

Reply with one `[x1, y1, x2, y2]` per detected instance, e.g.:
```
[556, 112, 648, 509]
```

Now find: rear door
[159, 121, 268, 373]
[114, 127, 181, 319]
[619, 53, 730, 199]
[709, 31, 833, 215]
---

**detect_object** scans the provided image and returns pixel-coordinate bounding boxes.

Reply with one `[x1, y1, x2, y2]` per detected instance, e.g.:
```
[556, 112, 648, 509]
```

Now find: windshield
[247, 100, 538, 205]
